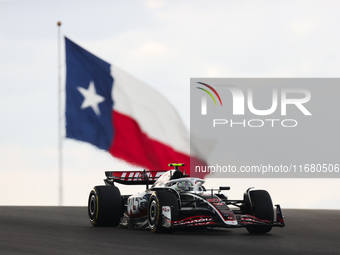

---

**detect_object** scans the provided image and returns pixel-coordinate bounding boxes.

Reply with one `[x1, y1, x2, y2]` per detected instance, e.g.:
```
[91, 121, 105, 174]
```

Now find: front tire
[246, 190, 274, 234]
[88, 186, 123, 227]
[148, 191, 178, 233]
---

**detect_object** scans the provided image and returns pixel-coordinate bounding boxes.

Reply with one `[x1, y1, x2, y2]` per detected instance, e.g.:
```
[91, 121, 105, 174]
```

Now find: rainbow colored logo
[196, 82, 222, 106]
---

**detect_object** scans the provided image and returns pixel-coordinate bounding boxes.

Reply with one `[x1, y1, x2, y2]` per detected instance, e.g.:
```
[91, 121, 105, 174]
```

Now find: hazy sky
[1, 0, 340, 208]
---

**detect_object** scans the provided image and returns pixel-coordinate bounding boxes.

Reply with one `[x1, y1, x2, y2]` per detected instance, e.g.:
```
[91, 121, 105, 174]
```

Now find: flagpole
[57, 21, 63, 206]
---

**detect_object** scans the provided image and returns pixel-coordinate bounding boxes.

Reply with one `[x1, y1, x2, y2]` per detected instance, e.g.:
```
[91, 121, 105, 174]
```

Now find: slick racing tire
[148, 191, 179, 233]
[246, 190, 274, 234]
[88, 186, 123, 227]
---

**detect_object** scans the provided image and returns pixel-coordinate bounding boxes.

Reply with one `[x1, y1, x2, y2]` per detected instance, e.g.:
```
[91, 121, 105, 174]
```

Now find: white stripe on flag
[111, 66, 190, 155]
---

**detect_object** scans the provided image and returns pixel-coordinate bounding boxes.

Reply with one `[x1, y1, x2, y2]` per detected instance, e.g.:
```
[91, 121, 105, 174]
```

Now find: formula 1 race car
[87, 164, 285, 233]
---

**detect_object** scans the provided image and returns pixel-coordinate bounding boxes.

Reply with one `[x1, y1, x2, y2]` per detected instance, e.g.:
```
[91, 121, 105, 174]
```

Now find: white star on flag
[77, 81, 105, 116]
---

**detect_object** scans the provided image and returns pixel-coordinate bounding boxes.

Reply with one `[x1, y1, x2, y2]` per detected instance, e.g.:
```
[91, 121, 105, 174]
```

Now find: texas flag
[65, 37, 206, 176]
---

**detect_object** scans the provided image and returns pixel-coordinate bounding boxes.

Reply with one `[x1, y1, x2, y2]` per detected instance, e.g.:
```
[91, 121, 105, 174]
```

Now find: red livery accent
[110, 171, 166, 181]
[207, 198, 237, 222]
[240, 215, 270, 224]
[207, 198, 220, 202]
[172, 215, 214, 226]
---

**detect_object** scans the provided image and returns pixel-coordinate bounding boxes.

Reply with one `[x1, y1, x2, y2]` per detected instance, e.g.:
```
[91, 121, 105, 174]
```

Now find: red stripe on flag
[109, 111, 207, 178]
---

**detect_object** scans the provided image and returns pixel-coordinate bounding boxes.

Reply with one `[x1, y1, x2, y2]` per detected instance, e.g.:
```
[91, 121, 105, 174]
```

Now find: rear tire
[148, 191, 178, 233]
[88, 186, 123, 227]
[246, 190, 274, 234]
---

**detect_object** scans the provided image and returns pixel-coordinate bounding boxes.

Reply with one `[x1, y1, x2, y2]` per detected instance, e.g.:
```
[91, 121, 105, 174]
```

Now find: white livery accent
[162, 206, 171, 228]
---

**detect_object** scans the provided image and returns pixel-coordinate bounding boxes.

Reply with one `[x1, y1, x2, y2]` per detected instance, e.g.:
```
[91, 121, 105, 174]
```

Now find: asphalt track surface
[0, 207, 339, 255]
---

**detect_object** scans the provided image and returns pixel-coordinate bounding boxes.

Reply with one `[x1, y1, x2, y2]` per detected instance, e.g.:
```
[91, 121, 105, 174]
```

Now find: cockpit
[152, 169, 206, 193]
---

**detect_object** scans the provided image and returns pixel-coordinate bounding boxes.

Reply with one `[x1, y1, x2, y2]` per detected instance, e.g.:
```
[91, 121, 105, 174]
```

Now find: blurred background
[1, 0, 340, 208]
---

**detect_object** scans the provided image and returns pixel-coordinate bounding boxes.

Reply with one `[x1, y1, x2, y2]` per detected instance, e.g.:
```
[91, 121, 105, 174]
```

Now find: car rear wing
[104, 170, 168, 187]
[104, 164, 187, 189]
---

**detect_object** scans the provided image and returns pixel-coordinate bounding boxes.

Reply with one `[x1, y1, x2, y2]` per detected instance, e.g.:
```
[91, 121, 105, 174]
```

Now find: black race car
[88, 163, 285, 233]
